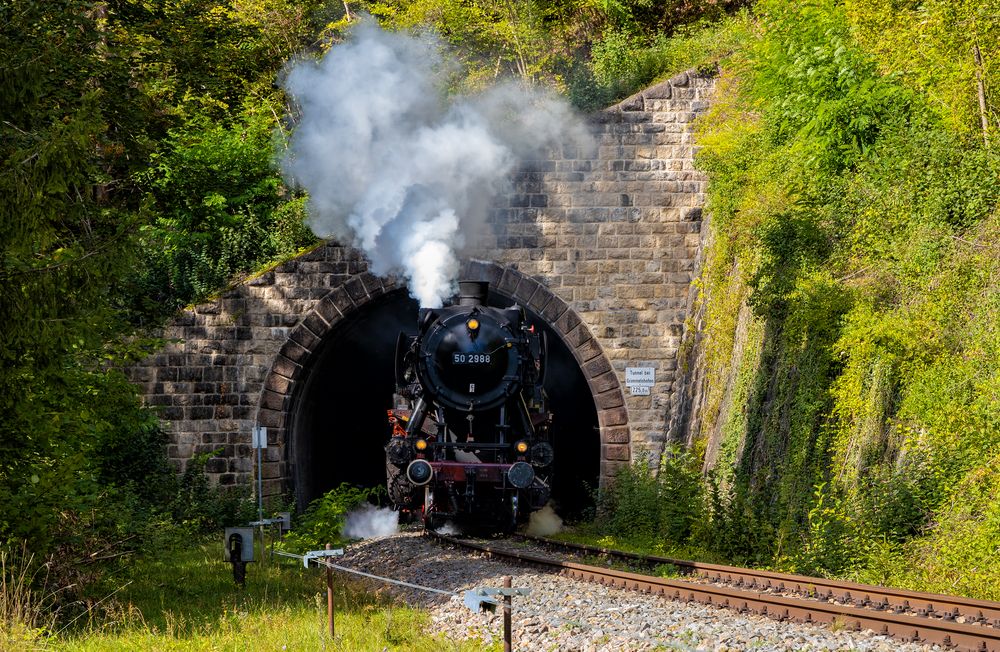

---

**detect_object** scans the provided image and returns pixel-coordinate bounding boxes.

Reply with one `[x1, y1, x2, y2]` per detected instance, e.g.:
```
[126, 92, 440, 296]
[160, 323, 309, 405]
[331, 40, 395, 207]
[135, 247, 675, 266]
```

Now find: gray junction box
[224, 527, 255, 562]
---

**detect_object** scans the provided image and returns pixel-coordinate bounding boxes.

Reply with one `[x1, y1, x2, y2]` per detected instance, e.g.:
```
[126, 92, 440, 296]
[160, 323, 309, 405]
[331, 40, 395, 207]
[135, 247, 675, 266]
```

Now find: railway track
[427, 531, 1000, 652]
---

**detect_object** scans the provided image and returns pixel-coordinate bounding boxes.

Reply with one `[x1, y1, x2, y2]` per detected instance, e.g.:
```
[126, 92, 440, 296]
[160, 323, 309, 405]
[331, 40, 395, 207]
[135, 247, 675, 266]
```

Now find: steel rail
[429, 532, 1000, 652]
[518, 533, 1000, 627]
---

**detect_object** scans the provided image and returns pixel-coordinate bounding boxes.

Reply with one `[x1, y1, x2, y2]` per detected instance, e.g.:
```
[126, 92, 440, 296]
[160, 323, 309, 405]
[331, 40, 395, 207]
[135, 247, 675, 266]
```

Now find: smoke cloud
[526, 503, 563, 537]
[343, 504, 399, 539]
[432, 521, 461, 536]
[281, 20, 587, 307]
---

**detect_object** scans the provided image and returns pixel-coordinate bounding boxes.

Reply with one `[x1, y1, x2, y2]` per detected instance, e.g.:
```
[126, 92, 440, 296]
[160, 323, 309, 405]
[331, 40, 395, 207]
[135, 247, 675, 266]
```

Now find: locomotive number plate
[453, 353, 491, 364]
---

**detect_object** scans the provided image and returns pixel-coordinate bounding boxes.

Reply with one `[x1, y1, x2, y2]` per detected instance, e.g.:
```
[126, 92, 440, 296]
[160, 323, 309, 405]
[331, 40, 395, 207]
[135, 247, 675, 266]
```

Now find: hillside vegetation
[694, 0, 1000, 596]
[591, 0, 1000, 600]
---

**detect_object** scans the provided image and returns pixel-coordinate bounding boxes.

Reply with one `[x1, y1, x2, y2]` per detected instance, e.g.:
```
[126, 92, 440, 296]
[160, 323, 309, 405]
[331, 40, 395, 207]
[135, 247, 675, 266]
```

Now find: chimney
[458, 281, 489, 306]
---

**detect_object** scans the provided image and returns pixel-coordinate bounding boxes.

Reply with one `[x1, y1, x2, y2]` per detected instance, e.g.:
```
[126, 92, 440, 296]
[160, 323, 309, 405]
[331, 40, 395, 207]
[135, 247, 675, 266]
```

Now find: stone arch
[253, 271, 401, 490]
[255, 262, 628, 495]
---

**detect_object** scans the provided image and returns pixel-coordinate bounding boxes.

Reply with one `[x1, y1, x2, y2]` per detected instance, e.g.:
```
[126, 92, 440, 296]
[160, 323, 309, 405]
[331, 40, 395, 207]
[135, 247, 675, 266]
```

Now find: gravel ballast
[341, 532, 939, 651]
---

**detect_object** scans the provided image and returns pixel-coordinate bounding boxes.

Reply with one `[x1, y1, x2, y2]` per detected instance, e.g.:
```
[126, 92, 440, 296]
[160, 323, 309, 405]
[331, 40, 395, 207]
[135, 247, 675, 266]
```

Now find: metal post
[503, 575, 512, 652]
[257, 445, 265, 565]
[256, 444, 264, 523]
[326, 543, 335, 639]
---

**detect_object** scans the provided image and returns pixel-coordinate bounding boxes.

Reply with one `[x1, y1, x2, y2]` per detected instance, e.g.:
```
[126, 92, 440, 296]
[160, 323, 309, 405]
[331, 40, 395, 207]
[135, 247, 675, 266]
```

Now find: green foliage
[108, 0, 336, 127]
[576, 13, 749, 109]
[95, 417, 175, 509]
[786, 483, 868, 576]
[597, 447, 704, 546]
[95, 0, 329, 322]
[882, 461, 1000, 601]
[363, 0, 745, 107]
[131, 102, 315, 317]
[692, 478, 776, 567]
[0, 0, 321, 564]
[690, 0, 1000, 598]
[752, 1, 912, 172]
[279, 485, 383, 553]
[599, 460, 660, 537]
[0, 0, 145, 556]
[846, 0, 1000, 138]
[168, 450, 257, 532]
[594, 0, 748, 36]
[746, 211, 834, 318]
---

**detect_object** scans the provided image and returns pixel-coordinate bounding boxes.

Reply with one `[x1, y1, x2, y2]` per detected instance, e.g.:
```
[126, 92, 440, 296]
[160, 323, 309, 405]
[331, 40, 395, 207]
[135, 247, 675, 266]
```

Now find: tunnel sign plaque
[252, 425, 268, 449]
[625, 367, 654, 396]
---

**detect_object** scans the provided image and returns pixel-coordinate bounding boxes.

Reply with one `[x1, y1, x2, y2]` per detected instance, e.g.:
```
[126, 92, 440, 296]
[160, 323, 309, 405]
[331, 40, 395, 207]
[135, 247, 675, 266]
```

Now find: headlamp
[415, 438, 428, 451]
[515, 440, 529, 454]
[507, 461, 535, 489]
[406, 459, 433, 486]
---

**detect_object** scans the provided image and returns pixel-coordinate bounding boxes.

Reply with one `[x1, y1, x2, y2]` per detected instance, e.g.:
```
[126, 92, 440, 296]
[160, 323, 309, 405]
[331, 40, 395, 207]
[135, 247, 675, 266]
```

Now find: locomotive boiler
[384, 280, 553, 531]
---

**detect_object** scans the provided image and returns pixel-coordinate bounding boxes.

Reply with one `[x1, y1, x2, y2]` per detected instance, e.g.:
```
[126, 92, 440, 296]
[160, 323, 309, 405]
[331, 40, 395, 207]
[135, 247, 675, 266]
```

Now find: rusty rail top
[519, 533, 1000, 624]
[428, 532, 1000, 652]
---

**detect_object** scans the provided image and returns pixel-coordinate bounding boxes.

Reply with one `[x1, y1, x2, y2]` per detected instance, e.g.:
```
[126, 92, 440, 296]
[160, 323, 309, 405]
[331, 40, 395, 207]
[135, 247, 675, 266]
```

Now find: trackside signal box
[224, 527, 255, 562]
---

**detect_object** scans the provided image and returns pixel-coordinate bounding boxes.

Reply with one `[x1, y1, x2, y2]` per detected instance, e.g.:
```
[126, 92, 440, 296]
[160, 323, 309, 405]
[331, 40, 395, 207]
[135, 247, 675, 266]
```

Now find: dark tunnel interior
[290, 287, 601, 520]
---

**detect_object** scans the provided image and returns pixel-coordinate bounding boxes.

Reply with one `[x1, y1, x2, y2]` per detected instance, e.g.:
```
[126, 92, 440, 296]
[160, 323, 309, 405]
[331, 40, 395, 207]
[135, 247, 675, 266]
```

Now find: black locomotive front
[385, 280, 552, 530]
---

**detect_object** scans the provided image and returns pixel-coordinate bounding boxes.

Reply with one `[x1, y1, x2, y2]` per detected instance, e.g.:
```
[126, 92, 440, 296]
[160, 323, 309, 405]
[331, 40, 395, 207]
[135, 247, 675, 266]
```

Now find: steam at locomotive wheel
[385, 280, 553, 533]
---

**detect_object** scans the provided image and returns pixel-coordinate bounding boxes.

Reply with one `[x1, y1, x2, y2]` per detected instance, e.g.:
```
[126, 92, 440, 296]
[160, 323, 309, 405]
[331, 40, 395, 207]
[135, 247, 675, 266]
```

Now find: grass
[2, 546, 56, 650]
[33, 536, 494, 652]
[549, 527, 715, 566]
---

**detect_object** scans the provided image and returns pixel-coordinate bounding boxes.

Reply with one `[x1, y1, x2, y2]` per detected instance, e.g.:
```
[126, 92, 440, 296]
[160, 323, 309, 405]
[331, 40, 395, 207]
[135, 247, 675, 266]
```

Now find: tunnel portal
[289, 287, 600, 519]
[131, 72, 716, 497]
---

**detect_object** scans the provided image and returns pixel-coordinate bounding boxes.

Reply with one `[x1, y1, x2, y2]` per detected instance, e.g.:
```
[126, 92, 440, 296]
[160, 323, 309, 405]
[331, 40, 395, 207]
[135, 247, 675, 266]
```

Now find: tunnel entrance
[289, 286, 601, 520]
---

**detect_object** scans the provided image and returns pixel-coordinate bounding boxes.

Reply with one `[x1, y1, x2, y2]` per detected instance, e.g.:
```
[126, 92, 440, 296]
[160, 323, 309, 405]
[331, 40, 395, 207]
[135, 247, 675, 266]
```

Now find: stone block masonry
[126, 246, 384, 497]
[128, 71, 713, 496]
[471, 71, 714, 470]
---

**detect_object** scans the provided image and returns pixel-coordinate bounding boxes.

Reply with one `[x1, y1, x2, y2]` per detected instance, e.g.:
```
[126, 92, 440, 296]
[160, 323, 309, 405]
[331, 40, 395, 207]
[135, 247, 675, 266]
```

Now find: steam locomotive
[384, 281, 553, 531]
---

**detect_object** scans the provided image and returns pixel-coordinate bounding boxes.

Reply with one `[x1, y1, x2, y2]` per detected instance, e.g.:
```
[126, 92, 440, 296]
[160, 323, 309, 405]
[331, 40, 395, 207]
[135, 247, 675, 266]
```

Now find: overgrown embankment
[663, 0, 1000, 597]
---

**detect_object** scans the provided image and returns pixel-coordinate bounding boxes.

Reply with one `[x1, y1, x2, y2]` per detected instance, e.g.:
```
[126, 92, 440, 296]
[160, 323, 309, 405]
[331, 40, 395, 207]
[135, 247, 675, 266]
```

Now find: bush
[128, 102, 316, 321]
[691, 0, 1000, 592]
[599, 459, 661, 538]
[692, 477, 776, 567]
[167, 449, 257, 533]
[570, 14, 749, 111]
[279, 484, 383, 554]
[597, 447, 704, 545]
[786, 483, 868, 577]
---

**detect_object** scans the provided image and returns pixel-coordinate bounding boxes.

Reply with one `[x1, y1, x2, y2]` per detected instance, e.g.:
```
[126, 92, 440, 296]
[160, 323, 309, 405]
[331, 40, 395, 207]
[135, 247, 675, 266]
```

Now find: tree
[846, 0, 1000, 139]
[0, 1, 153, 550]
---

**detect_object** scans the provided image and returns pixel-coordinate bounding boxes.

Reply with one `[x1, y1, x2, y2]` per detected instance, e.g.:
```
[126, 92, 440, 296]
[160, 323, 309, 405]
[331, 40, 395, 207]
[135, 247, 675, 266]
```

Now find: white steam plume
[281, 20, 587, 307]
[526, 503, 563, 537]
[343, 504, 399, 539]
[432, 521, 461, 536]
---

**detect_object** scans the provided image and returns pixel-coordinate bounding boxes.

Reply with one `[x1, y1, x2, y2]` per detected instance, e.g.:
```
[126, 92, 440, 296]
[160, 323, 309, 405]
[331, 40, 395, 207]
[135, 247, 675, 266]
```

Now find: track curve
[428, 531, 1000, 652]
